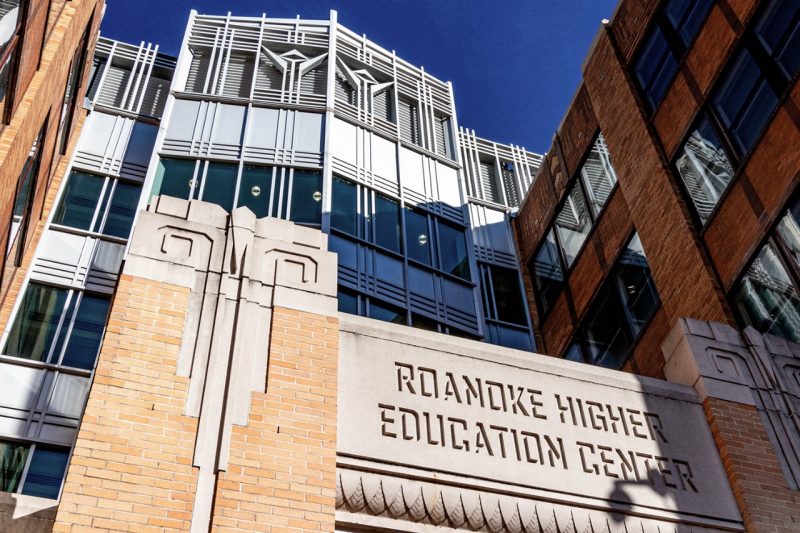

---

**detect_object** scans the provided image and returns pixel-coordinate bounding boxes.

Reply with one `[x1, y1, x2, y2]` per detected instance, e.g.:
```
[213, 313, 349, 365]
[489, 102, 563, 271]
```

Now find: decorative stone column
[662, 318, 800, 532]
[54, 197, 339, 532]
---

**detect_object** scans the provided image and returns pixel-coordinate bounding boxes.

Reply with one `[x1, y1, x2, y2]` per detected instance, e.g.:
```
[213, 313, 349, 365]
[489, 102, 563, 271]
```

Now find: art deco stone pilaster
[662, 318, 800, 532]
[57, 197, 338, 532]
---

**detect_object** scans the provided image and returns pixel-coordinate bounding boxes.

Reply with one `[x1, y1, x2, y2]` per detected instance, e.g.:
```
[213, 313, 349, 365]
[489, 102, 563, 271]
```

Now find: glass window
[103, 181, 141, 239]
[7, 127, 45, 260]
[614, 234, 660, 334]
[53, 172, 142, 239]
[674, 115, 735, 223]
[20, 446, 69, 499]
[201, 162, 237, 212]
[0, 440, 27, 494]
[368, 300, 406, 324]
[483, 264, 526, 325]
[776, 201, 800, 269]
[331, 177, 358, 236]
[152, 158, 197, 201]
[4, 284, 68, 363]
[634, 27, 678, 112]
[754, 0, 800, 80]
[0, 2, 21, 58]
[337, 288, 358, 315]
[53, 172, 105, 231]
[405, 208, 432, 267]
[664, 0, 714, 48]
[579, 133, 618, 216]
[554, 182, 591, 267]
[732, 242, 800, 342]
[570, 233, 661, 369]
[237, 165, 273, 218]
[411, 313, 439, 332]
[711, 47, 778, 158]
[530, 229, 563, 316]
[373, 194, 401, 253]
[59, 294, 111, 370]
[289, 170, 322, 225]
[438, 221, 469, 280]
[4, 284, 110, 369]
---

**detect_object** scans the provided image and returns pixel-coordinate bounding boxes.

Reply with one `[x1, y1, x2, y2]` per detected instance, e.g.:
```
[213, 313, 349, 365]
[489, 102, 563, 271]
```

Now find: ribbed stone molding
[335, 468, 731, 533]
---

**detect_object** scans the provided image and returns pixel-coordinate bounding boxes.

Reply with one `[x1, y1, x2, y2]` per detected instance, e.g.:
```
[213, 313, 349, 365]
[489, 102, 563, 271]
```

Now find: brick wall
[704, 397, 800, 532]
[52, 275, 198, 532]
[210, 307, 339, 532]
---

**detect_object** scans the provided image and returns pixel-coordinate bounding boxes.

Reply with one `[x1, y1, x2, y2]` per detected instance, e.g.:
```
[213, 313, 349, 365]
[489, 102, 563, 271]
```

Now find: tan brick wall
[703, 397, 800, 533]
[210, 307, 339, 533]
[53, 274, 198, 533]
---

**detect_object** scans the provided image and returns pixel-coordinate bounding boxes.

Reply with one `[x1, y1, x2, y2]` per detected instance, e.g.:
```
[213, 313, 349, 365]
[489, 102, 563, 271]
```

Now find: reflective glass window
[4, 284, 68, 362]
[438, 221, 469, 280]
[331, 177, 358, 236]
[337, 289, 359, 315]
[289, 170, 322, 225]
[579, 134, 618, 216]
[53, 172, 104, 230]
[712, 47, 778, 158]
[153, 158, 197, 201]
[237, 165, 272, 218]
[487, 265, 526, 325]
[373, 194, 401, 253]
[201, 162, 237, 211]
[20, 446, 69, 499]
[59, 294, 111, 370]
[0, 440, 27, 494]
[554, 182, 591, 267]
[732, 242, 800, 342]
[776, 201, 800, 269]
[531, 229, 563, 316]
[405, 208, 432, 267]
[675, 115, 734, 223]
[614, 234, 659, 334]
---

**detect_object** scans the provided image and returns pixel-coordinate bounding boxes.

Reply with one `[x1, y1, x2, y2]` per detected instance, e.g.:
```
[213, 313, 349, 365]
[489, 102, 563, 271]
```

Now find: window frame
[727, 192, 800, 341]
[529, 131, 620, 320]
[0, 438, 71, 500]
[560, 231, 663, 369]
[631, 0, 715, 115]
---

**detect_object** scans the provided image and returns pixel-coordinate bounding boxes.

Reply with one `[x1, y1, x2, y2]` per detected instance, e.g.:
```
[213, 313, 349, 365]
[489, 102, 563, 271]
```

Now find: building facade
[0, 1, 798, 532]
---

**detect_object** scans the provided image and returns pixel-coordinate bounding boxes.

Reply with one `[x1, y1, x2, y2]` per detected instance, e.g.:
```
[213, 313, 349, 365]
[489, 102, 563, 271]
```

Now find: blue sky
[100, 0, 617, 154]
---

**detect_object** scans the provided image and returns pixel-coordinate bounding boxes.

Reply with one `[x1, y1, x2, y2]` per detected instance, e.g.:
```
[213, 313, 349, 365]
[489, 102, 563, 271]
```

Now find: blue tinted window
[289, 171, 322, 225]
[530, 229, 563, 316]
[368, 300, 405, 324]
[53, 172, 104, 230]
[337, 289, 358, 315]
[331, 177, 358, 236]
[21, 446, 69, 499]
[237, 165, 272, 218]
[405, 208, 432, 267]
[634, 27, 678, 111]
[103, 181, 141, 238]
[712, 48, 778, 157]
[438, 221, 469, 280]
[201, 162, 238, 211]
[754, 0, 800, 80]
[664, 0, 714, 48]
[153, 158, 197, 201]
[373, 195, 401, 253]
[60, 294, 110, 370]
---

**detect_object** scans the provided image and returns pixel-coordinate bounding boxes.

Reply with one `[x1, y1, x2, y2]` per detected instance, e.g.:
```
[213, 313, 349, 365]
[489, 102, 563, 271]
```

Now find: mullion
[744, 35, 793, 97]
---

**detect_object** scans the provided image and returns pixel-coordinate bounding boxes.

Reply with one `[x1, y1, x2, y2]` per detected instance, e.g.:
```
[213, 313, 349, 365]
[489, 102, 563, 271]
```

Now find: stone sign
[337, 318, 742, 527]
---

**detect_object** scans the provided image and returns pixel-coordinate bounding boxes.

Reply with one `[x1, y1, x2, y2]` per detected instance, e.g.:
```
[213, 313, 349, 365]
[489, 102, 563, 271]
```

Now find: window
[480, 263, 532, 351]
[0, 441, 69, 499]
[4, 283, 110, 370]
[731, 197, 800, 342]
[674, 115, 734, 224]
[55, 22, 91, 155]
[529, 132, 619, 318]
[153, 159, 323, 225]
[673, 0, 799, 224]
[405, 207, 432, 266]
[530, 229, 563, 317]
[438, 221, 469, 280]
[331, 176, 403, 254]
[711, 47, 778, 158]
[53, 171, 142, 239]
[554, 182, 591, 268]
[579, 133, 617, 216]
[6, 124, 45, 264]
[633, 0, 714, 112]
[567, 234, 660, 369]
[0, 0, 22, 122]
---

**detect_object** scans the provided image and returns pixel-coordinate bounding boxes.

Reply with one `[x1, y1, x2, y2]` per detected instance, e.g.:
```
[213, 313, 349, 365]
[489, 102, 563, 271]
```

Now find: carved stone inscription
[337, 327, 741, 524]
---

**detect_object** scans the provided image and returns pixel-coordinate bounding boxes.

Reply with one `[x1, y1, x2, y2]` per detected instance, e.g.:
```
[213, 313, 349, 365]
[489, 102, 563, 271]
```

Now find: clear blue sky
[100, 0, 618, 154]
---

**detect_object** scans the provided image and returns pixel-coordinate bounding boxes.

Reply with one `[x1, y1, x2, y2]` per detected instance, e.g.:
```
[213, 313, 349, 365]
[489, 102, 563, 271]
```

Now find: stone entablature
[336, 315, 743, 532]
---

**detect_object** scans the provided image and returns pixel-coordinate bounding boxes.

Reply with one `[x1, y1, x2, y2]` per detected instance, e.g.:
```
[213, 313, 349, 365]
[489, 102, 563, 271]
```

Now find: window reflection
[530, 229, 563, 316]
[554, 182, 591, 267]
